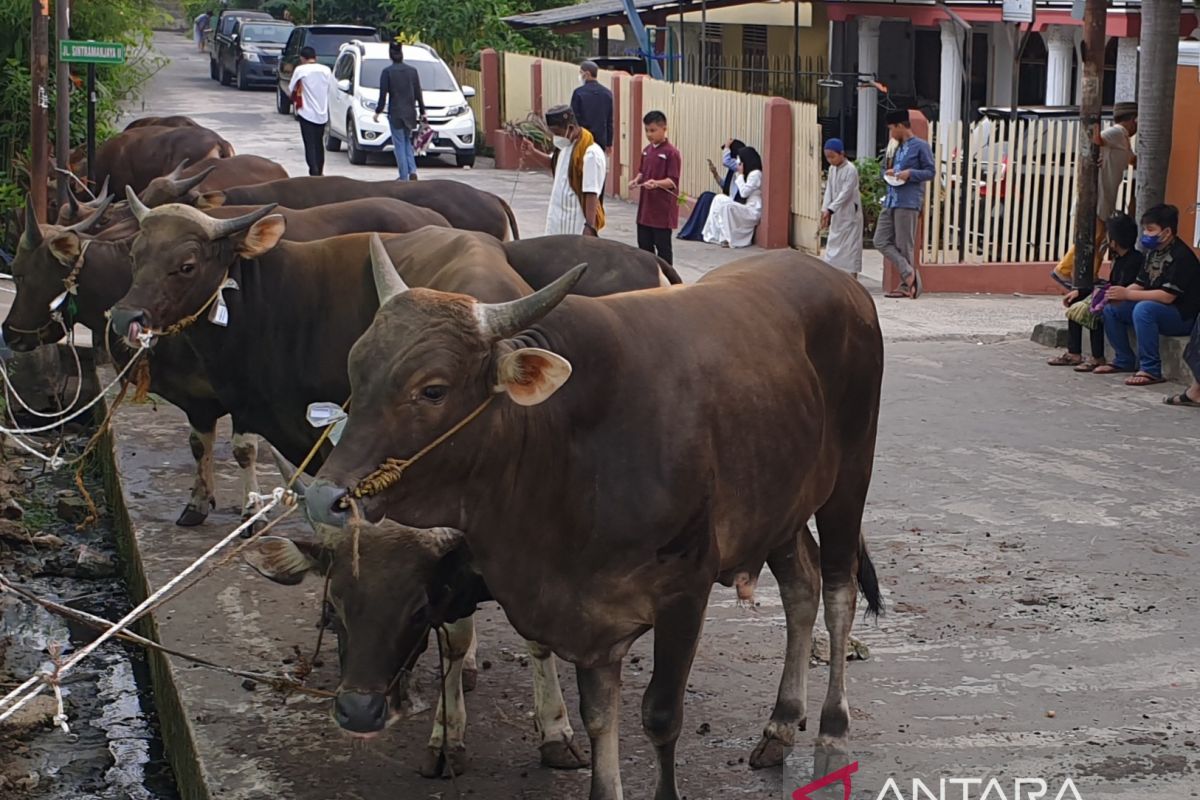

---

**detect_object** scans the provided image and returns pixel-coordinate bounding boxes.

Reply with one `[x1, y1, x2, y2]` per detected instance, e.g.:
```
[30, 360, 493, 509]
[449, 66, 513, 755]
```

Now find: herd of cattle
[6, 116, 886, 799]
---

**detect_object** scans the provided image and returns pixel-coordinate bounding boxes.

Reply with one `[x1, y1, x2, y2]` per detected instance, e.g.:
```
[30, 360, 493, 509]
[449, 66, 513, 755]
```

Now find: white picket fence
[921, 118, 1134, 264]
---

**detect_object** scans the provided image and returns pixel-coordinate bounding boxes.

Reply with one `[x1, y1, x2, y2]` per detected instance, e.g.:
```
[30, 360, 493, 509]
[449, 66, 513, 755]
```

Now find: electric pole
[30, 0, 50, 223]
[1071, 0, 1107, 292]
[56, 0, 70, 211]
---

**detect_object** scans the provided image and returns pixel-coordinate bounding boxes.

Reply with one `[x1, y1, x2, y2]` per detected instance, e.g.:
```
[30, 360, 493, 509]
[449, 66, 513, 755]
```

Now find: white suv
[324, 41, 476, 168]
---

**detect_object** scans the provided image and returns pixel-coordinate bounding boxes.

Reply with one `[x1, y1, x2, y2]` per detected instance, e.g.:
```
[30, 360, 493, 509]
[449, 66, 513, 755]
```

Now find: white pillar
[1114, 36, 1139, 102]
[856, 16, 881, 157]
[1044, 25, 1076, 105]
[938, 20, 965, 136]
[989, 22, 1015, 107]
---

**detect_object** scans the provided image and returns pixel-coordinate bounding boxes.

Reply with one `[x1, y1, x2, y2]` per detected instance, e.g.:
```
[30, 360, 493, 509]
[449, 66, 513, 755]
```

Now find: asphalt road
[27, 31, 1200, 800]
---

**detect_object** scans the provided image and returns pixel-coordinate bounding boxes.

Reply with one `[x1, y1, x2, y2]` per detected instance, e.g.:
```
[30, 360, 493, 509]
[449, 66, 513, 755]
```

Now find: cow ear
[243, 536, 330, 585]
[46, 231, 82, 267]
[493, 347, 572, 406]
[195, 190, 225, 209]
[236, 214, 287, 258]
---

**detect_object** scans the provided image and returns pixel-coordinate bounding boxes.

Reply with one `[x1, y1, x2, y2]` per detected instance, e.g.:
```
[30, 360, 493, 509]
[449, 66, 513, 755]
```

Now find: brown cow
[87, 125, 235, 196]
[198, 176, 520, 240]
[302, 244, 884, 800]
[140, 156, 289, 207]
[122, 115, 202, 131]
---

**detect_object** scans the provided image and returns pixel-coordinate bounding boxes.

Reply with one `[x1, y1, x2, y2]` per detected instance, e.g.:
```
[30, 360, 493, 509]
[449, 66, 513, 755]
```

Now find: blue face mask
[1140, 232, 1163, 250]
[722, 150, 738, 170]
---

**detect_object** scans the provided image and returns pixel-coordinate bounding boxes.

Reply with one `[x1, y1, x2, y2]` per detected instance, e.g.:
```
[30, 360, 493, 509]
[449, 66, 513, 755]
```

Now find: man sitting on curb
[1164, 325, 1200, 407]
[1095, 204, 1200, 386]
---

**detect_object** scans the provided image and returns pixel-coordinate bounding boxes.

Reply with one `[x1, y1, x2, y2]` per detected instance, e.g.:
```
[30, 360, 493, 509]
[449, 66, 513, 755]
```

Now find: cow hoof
[748, 734, 792, 769]
[176, 505, 210, 527]
[539, 738, 589, 770]
[239, 516, 266, 539]
[419, 745, 468, 779]
[462, 667, 478, 693]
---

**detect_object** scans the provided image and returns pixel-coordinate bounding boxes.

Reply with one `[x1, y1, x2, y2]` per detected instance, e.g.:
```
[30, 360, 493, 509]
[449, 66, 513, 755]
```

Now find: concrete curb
[1030, 317, 1193, 382]
[99, 371, 212, 800]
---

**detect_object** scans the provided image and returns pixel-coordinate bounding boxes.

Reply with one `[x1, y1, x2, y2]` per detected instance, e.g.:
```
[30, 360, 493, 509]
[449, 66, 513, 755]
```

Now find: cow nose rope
[155, 271, 230, 338]
[346, 396, 495, 502]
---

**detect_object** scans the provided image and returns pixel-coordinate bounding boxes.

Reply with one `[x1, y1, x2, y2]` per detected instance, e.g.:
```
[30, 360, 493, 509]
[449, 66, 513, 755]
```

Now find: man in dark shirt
[1098, 204, 1200, 385]
[373, 42, 426, 181]
[570, 60, 613, 150]
[628, 110, 682, 264]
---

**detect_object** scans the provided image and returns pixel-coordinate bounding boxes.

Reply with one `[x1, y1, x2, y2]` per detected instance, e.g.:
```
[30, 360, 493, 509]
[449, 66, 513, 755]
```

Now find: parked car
[216, 18, 293, 90]
[324, 41, 477, 168]
[207, 9, 272, 81]
[276, 24, 379, 114]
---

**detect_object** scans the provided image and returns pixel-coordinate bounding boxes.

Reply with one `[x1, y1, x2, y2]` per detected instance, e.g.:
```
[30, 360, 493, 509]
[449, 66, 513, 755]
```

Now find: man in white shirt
[288, 47, 334, 176]
[521, 105, 606, 236]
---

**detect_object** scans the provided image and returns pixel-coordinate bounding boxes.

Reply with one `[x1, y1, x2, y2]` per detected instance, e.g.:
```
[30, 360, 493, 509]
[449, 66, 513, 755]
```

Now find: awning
[502, 0, 762, 33]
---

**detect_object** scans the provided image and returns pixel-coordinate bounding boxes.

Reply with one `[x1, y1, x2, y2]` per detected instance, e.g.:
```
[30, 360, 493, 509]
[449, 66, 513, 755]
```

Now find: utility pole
[30, 0, 50, 223]
[1071, 0, 1106, 293]
[55, 0, 70, 211]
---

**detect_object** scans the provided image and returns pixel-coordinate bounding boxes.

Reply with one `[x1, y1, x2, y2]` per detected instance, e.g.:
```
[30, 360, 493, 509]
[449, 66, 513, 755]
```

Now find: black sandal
[1163, 392, 1200, 408]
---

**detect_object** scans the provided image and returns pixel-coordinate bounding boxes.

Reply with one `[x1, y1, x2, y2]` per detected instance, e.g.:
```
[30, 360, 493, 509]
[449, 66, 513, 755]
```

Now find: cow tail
[857, 539, 883, 618]
[499, 197, 520, 240]
[656, 256, 683, 285]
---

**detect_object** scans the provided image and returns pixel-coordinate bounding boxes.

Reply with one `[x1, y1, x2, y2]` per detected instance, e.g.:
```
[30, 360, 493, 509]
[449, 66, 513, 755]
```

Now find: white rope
[1, 320, 85, 420]
[0, 487, 287, 727]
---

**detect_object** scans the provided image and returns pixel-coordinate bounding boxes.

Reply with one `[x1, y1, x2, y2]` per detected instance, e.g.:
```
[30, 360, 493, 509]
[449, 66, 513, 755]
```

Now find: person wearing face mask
[521, 105, 606, 236]
[702, 146, 763, 248]
[678, 138, 744, 241]
[570, 61, 613, 153]
[1095, 204, 1200, 386]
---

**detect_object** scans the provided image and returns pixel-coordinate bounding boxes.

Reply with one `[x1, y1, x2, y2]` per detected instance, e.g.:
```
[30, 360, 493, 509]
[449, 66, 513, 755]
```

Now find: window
[283, 29, 299, 58]
[742, 25, 768, 94]
[334, 53, 354, 82]
[700, 23, 722, 87]
[240, 24, 292, 45]
[358, 58, 459, 92]
[308, 32, 363, 57]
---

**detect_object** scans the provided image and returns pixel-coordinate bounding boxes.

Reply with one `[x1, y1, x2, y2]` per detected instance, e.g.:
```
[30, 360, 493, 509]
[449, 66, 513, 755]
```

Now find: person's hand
[885, 168, 895, 177]
[708, 162, 721, 181]
[896, 169, 912, 181]
[1062, 289, 1080, 307]
[520, 137, 537, 156]
[627, 178, 641, 190]
[1107, 285, 1130, 302]
[724, 138, 734, 149]
[820, 210, 831, 230]
[736, 162, 744, 174]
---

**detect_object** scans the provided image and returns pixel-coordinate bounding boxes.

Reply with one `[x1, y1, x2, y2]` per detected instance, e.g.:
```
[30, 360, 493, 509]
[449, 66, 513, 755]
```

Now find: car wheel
[236, 64, 249, 91]
[346, 118, 366, 165]
[456, 150, 476, 169]
[209, 58, 218, 80]
[276, 88, 292, 114]
[324, 123, 342, 152]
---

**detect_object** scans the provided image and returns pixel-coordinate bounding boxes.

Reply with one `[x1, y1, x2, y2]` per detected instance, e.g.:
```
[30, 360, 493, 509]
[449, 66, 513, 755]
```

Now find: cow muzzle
[109, 307, 148, 345]
[332, 690, 388, 735]
[306, 479, 350, 528]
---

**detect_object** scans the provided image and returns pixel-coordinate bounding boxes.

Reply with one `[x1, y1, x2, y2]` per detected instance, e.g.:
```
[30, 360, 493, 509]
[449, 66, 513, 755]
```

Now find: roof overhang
[502, 0, 771, 34]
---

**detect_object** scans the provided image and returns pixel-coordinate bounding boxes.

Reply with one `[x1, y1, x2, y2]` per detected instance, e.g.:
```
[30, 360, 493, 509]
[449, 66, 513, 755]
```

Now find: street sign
[1002, 0, 1034, 23]
[59, 40, 126, 65]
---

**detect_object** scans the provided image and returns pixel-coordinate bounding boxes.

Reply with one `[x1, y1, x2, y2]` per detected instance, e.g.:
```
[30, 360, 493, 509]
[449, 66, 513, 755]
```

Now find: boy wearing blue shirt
[875, 108, 936, 298]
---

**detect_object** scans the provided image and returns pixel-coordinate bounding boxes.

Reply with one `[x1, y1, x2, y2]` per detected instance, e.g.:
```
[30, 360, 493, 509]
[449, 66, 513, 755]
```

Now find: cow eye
[180, 262, 196, 275]
[421, 385, 448, 403]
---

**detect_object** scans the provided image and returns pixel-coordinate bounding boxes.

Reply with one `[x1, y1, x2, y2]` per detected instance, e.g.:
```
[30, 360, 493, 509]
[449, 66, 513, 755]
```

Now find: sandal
[1047, 353, 1083, 366]
[885, 283, 914, 299]
[1125, 372, 1166, 387]
[1074, 358, 1105, 372]
[1163, 392, 1200, 408]
[1092, 364, 1131, 375]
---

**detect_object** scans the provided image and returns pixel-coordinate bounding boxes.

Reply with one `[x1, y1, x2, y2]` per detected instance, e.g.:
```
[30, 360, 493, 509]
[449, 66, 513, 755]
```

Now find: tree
[380, 0, 584, 64]
[1135, 0, 1180, 215]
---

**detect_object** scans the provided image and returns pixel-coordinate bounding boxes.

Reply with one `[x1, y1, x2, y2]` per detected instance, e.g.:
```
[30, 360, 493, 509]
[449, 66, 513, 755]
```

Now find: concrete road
[28, 31, 1200, 800]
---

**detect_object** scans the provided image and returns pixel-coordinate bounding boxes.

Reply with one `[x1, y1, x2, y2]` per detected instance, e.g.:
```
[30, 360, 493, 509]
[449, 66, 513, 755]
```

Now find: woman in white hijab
[820, 138, 863, 276]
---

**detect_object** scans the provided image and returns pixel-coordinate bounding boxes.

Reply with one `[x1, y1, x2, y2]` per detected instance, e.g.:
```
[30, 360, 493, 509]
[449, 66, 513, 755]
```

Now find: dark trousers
[1067, 319, 1106, 359]
[298, 117, 325, 177]
[637, 224, 673, 265]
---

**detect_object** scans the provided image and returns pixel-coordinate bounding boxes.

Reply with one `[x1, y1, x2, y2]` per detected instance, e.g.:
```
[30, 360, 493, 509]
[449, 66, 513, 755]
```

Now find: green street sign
[59, 40, 126, 65]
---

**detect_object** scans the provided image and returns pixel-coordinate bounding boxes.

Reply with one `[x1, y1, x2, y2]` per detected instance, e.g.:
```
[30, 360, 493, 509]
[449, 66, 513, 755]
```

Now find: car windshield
[309, 32, 370, 56]
[241, 24, 291, 44]
[359, 57, 459, 93]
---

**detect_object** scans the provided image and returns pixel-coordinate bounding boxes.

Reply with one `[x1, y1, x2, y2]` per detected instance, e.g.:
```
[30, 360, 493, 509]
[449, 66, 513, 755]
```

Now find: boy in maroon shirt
[629, 110, 683, 264]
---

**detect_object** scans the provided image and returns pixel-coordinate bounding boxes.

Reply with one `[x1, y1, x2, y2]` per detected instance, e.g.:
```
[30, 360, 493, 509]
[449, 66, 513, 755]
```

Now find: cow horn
[268, 446, 309, 497]
[90, 176, 111, 207]
[369, 233, 410, 304]
[125, 186, 152, 223]
[22, 195, 43, 248]
[65, 193, 114, 234]
[202, 203, 279, 240]
[167, 164, 215, 198]
[166, 159, 190, 181]
[475, 263, 587, 340]
[64, 187, 81, 218]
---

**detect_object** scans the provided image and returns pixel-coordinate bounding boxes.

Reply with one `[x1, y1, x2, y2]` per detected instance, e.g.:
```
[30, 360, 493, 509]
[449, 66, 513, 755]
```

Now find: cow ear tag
[495, 347, 572, 406]
[208, 277, 239, 327]
[306, 402, 347, 445]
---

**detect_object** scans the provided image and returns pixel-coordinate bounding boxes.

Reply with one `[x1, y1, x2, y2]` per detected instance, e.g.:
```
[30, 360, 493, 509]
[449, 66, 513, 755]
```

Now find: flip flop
[885, 283, 914, 299]
[1125, 373, 1166, 386]
[1091, 364, 1131, 375]
[1073, 360, 1104, 372]
[1047, 353, 1083, 366]
[1163, 392, 1200, 408]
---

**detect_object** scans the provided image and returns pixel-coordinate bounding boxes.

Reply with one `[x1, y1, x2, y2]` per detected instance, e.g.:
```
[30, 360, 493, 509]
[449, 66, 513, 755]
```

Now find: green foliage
[380, 0, 585, 64]
[855, 155, 885, 236]
[0, 0, 165, 248]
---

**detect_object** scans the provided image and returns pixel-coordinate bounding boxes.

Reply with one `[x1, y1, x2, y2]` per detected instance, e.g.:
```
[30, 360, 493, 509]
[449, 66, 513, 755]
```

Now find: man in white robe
[820, 138, 863, 275]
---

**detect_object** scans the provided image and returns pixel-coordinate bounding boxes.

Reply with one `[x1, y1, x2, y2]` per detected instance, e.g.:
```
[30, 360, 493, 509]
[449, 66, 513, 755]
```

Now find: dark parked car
[216, 18, 293, 90]
[207, 9, 272, 81]
[276, 24, 378, 114]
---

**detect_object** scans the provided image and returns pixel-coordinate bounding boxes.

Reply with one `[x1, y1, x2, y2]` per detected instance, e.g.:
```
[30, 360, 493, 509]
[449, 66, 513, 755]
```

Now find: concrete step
[1031, 318, 1195, 383]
